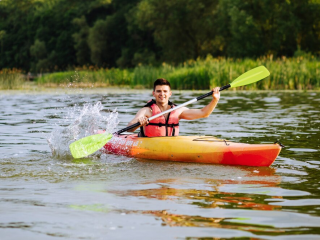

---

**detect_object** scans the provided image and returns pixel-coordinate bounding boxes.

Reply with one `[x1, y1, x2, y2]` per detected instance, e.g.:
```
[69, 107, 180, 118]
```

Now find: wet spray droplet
[47, 101, 119, 158]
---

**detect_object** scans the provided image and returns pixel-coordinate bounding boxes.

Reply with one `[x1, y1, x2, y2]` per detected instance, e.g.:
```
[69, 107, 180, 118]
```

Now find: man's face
[152, 85, 172, 104]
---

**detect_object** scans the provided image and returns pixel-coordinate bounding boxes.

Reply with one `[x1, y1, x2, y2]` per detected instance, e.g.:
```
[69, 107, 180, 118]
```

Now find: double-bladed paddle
[69, 65, 270, 158]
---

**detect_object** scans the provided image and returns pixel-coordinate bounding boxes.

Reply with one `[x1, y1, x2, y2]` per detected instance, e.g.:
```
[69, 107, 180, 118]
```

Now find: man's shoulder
[140, 106, 152, 113]
[143, 99, 156, 108]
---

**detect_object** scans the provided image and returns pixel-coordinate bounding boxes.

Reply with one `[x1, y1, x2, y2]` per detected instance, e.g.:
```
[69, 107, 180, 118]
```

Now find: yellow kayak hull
[103, 134, 282, 167]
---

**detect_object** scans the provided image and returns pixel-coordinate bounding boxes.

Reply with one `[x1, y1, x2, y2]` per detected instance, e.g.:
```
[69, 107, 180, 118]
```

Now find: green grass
[2, 56, 320, 90]
[0, 68, 25, 90]
[36, 68, 133, 87]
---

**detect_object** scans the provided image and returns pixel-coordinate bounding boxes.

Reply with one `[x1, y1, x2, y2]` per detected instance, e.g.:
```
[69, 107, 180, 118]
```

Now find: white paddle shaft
[148, 98, 197, 121]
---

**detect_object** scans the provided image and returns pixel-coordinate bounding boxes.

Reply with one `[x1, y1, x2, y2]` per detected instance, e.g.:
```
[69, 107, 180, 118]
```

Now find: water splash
[47, 101, 119, 158]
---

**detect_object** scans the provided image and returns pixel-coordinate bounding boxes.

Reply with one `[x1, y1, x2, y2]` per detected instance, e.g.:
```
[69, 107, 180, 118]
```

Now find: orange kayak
[103, 134, 282, 167]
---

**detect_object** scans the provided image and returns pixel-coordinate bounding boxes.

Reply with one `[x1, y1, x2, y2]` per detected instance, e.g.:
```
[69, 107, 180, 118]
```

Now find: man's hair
[153, 78, 171, 91]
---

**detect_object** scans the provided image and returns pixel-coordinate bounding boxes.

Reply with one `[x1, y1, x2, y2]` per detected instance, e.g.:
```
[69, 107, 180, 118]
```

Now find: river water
[1, 88, 320, 239]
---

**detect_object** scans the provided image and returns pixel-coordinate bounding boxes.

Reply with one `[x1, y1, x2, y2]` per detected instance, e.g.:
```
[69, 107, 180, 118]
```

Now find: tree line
[0, 0, 319, 73]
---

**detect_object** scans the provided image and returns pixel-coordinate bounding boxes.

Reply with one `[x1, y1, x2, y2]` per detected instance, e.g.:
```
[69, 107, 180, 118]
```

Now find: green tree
[215, 0, 320, 57]
[88, 1, 135, 67]
[123, 1, 160, 67]
[0, 0, 38, 70]
[296, 0, 320, 55]
[30, 39, 47, 60]
[88, 19, 109, 67]
[30, 39, 59, 72]
[72, 16, 91, 66]
[132, 0, 219, 64]
[0, 0, 112, 71]
[0, 30, 6, 54]
[1, 0, 320, 71]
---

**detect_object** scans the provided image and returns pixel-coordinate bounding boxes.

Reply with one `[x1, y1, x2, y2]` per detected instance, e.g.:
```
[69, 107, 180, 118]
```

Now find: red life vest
[140, 99, 180, 137]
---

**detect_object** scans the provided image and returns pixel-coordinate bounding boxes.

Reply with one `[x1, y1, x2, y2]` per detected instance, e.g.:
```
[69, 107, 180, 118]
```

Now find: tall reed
[36, 56, 320, 90]
[0, 68, 24, 90]
[37, 68, 133, 87]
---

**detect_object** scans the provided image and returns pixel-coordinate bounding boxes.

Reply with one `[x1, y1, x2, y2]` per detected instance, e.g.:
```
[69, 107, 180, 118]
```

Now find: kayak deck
[103, 134, 282, 167]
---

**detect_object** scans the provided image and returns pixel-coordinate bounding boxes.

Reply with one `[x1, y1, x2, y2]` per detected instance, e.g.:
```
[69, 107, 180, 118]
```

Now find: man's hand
[138, 116, 149, 126]
[212, 87, 220, 101]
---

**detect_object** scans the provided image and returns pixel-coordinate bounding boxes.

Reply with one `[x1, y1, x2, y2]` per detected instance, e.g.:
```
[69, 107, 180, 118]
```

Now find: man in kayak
[127, 78, 220, 137]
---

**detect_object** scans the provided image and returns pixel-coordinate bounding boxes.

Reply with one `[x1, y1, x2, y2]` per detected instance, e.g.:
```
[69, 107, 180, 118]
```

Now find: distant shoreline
[2, 57, 320, 90]
[1, 86, 319, 96]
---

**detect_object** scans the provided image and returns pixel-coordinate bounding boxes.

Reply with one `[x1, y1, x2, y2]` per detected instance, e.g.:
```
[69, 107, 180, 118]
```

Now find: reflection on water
[109, 175, 284, 231]
[110, 168, 281, 209]
[135, 210, 285, 233]
[0, 90, 320, 239]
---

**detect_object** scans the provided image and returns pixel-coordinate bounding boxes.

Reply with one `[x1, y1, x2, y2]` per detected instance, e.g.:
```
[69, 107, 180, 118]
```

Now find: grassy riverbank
[0, 68, 25, 90]
[1, 56, 320, 90]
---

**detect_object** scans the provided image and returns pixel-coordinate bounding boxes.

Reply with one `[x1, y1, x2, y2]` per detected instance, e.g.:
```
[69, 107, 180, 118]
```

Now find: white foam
[47, 101, 119, 158]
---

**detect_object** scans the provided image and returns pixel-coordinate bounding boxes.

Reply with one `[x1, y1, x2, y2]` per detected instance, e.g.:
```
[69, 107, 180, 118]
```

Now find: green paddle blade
[230, 66, 270, 88]
[69, 133, 113, 159]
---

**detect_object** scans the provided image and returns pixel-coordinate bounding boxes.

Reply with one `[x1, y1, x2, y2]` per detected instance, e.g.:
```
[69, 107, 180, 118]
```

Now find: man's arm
[179, 87, 220, 120]
[126, 107, 151, 132]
